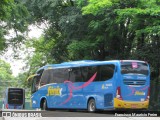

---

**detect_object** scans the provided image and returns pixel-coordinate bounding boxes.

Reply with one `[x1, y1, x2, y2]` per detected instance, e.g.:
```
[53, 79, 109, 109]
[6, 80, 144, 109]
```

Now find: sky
[0, 25, 43, 76]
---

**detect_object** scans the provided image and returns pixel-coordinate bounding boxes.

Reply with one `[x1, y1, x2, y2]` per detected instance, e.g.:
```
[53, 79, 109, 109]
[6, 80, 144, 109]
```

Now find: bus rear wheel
[87, 99, 96, 112]
[41, 99, 48, 110]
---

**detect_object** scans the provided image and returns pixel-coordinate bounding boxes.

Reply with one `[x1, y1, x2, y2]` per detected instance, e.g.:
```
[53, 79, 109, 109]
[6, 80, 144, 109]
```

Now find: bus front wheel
[87, 99, 96, 112]
[41, 99, 48, 110]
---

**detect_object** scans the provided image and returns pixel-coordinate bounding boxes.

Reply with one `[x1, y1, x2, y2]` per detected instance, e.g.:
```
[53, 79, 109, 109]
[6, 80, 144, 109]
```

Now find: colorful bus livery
[29, 60, 150, 112]
[114, 61, 150, 109]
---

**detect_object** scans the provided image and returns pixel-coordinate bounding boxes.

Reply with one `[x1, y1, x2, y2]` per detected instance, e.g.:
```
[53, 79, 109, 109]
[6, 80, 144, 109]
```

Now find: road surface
[0, 109, 160, 120]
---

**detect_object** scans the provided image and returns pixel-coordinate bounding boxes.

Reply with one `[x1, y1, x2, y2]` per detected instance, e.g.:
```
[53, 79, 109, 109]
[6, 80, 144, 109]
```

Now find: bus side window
[81, 66, 100, 82]
[101, 64, 115, 81]
[31, 77, 38, 94]
[69, 67, 82, 82]
[58, 68, 69, 83]
[69, 68, 75, 82]
[88, 66, 100, 81]
[45, 68, 69, 84]
[40, 70, 51, 86]
[81, 67, 88, 82]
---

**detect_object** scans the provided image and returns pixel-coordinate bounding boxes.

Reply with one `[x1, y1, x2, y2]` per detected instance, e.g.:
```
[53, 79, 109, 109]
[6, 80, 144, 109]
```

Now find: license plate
[131, 104, 137, 108]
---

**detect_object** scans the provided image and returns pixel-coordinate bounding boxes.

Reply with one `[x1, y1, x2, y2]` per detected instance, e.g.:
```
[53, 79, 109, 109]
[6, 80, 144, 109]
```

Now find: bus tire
[87, 99, 96, 112]
[42, 99, 48, 110]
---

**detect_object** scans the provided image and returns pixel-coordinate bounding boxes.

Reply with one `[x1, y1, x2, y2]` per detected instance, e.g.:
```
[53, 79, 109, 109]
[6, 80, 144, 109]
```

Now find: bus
[28, 60, 150, 112]
[2, 88, 25, 109]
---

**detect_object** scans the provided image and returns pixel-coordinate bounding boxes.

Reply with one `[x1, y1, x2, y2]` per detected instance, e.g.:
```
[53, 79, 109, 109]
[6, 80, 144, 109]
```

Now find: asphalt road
[1, 109, 115, 117]
[41, 110, 115, 117]
[1, 109, 160, 120]
[0, 110, 116, 120]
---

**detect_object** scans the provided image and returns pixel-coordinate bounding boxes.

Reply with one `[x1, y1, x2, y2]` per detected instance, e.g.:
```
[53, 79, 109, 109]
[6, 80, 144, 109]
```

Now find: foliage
[22, 0, 160, 75]
[25, 37, 56, 74]
[67, 40, 94, 60]
[0, 59, 13, 81]
[0, 0, 29, 51]
[20, 0, 160, 110]
[0, 0, 160, 109]
[81, 1, 160, 109]
[0, 59, 14, 98]
[82, 0, 112, 15]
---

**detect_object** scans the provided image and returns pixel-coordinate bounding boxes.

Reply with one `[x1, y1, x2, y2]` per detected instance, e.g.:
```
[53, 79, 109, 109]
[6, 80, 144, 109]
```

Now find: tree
[24, 37, 56, 74]
[24, 0, 160, 109]
[0, 59, 14, 97]
[19, 0, 160, 109]
[81, 0, 160, 110]
[0, 59, 13, 81]
[0, 0, 30, 51]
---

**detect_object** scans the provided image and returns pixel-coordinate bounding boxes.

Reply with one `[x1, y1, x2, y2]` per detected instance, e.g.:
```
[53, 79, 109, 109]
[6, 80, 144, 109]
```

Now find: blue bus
[28, 60, 150, 112]
[2, 88, 25, 109]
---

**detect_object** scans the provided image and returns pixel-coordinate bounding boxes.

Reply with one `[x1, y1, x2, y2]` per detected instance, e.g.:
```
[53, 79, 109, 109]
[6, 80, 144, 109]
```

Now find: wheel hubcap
[90, 102, 95, 111]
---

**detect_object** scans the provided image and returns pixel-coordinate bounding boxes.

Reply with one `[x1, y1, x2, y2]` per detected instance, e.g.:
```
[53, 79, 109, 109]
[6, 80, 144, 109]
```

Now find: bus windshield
[8, 88, 23, 105]
[121, 62, 149, 75]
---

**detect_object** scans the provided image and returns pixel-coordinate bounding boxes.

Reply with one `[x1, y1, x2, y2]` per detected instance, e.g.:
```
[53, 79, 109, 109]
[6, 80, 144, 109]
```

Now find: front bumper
[114, 98, 149, 109]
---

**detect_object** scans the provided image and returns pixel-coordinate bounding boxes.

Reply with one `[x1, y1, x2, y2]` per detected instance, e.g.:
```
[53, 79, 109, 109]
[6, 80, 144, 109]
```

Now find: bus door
[31, 75, 40, 95]
[119, 61, 150, 105]
[30, 73, 42, 108]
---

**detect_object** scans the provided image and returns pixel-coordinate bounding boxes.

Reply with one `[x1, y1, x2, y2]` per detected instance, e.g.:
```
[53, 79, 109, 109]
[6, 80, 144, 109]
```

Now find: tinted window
[31, 78, 36, 94]
[31, 69, 44, 92]
[69, 67, 82, 82]
[81, 64, 115, 82]
[121, 62, 149, 75]
[88, 66, 101, 81]
[40, 69, 53, 85]
[52, 68, 69, 83]
[8, 88, 23, 105]
[101, 65, 115, 81]
[81, 67, 88, 82]
[31, 75, 40, 93]
[40, 65, 115, 84]
[40, 68, 69, 84]
[36, 69, 44, 84]
[83, 66, 101, 81]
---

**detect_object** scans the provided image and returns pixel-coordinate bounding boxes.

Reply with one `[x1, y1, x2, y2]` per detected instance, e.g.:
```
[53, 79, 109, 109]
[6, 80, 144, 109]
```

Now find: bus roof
[36, 60, 147, 73]
[5, 87, 24, 91]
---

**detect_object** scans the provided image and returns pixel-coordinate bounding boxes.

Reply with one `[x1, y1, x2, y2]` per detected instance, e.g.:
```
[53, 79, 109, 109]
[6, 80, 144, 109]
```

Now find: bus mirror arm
[40, 82, 46, 86]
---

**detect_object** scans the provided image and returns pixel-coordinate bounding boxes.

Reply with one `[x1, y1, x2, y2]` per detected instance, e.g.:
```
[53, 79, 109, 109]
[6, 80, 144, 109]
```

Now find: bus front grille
[123, 79, 146, 85]
[104, 93, 113, 107]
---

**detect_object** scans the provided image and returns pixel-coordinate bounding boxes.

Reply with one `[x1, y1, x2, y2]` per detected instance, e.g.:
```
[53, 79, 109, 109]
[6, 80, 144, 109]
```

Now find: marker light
[116, 86, 123, 100]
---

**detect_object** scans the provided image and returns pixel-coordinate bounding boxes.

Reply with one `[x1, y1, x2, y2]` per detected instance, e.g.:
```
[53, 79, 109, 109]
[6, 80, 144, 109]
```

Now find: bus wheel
[42, 99, 48, 110]
[87, 99, 96, 112]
